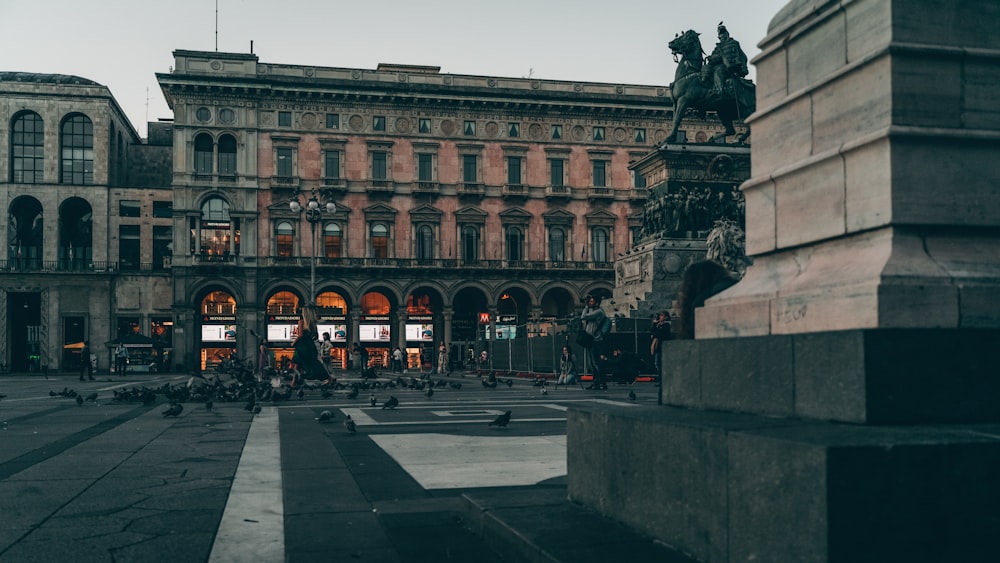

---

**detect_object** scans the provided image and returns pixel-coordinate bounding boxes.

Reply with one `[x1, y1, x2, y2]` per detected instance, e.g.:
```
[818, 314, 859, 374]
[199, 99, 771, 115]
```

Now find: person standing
[437, 342, 449, 374]
[319, 332, 333, 371]
[80, 341, 94, 381]
[580, 295, 608, 390]
[392, 346, 403, 373]
[257, 340, 270, 381]
[649, 311, 672, 378]
[114, 342, 129, 376]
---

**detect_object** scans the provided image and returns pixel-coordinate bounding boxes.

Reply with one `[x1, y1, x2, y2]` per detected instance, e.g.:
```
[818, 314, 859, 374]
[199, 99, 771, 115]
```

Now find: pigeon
[205, 400, 214, 410]
[162, 403, 183, 417]
[49, 390, 58, 397]
[315, 410, 334, 422]
[505, 379, 514, 387]
[627, 390, 636, 402]
[252, 404, 262, 415]
[369, 393, 377, 407]
[425, 387, 434, 399]
[382, 396, 399, 410]
[449, 382, 462, 390]
[85, 392, 99, 402]
[541, 387, 548, 396]
[76, 395, 84, 406]
[489, 410, 512, 428]
[321, 388, 333, 399]
[344, 415, 356, 433]
[346, 387, 359, 400]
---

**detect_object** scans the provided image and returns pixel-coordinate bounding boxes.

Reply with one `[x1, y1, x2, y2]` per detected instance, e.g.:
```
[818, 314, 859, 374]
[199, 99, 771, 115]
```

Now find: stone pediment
[409, 203, 442, 222]
[498, 207, 532, 222]
[542, 208, 575, 225]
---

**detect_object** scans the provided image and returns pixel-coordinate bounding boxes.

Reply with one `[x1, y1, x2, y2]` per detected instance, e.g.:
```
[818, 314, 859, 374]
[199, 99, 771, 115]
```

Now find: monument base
[568, 401, 1000, 563]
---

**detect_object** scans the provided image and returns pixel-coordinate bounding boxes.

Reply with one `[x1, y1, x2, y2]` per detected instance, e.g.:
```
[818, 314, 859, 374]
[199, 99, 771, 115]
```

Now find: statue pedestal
[610, 238, 704, 320]
[570, 1, 1000, 561]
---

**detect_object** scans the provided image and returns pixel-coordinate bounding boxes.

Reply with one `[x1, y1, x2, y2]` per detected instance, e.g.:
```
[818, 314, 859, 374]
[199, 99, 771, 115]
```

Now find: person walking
[649, 311, 672, 378]
[80, 341, 94, 381]
[292, 307, 333, 387]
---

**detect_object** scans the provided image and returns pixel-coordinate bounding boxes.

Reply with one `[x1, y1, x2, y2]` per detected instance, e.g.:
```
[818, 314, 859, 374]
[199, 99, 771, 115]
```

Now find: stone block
[965, 58, 1000, 130]
[568, 405, 1000, 563]
[742, 177, 775, 255]
[793, 331, 868, 421]
[786, 11, 846, 94]
[700, 335, 794, 417]
[775, 156, 845, 249]
[844, 137, 892, 233]
[894, 0, 1000, 50]
[811, 58, 891, 153]
[751, 95, 813, 179]
[696, 292, 771, 338]
[752, 47, 787, 112]
[892, 55, 964, 129]
[845, 0, 891, 63]
[661, 335, 700, 407]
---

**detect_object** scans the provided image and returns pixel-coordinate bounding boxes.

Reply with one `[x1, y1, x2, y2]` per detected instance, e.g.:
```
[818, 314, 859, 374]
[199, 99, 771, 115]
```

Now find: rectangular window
[326, 113, 339, 129]
[635, 128, 647, 143]
[593, 161, 607, 187]
[507, 157, 522, 185]
[373, 116, 386, 131]
[218, 150, 236, 175]
[633, 171, 647, 188]
[593, 126, 605, 141]
[418, 153, 434, 182]
[324, 151, 341, 179]
[119, 225, 141, 271]
[153, 225, 172, 271]
[508, 123, 520, 137]
[372, 151, 387, 180]
[418, 118, 431, 133]
[278, 111, 292, 127]
[550, 159, 564, 187]
[276, 147, 293, 177]
[120, 200, 141, 218]
[464, 121, 476, 136]
[153, 201, 172, 218]
[462, 154, 478, 183]
[551, 124, 562, 139]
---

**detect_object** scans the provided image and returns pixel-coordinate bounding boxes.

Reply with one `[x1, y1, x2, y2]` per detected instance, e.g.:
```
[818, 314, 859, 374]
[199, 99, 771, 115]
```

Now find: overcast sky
[1, 0, 789, 138]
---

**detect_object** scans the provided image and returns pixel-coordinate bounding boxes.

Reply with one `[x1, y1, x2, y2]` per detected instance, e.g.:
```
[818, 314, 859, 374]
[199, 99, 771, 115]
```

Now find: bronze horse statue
[666, 29, 755, 144]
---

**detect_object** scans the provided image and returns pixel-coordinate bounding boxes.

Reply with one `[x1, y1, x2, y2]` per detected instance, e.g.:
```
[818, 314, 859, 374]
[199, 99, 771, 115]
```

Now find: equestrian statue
[666, 23, 756, 144]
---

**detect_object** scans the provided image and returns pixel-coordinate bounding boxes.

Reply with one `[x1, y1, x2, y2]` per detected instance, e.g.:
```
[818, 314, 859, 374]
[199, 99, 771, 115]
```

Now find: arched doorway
[358, 290, 393, 370]
[198, 289, 238, 371]
[403, 287, 444, 372]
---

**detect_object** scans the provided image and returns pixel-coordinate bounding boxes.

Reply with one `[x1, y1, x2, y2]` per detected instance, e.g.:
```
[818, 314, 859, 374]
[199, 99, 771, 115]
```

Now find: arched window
[194, 197, 239, 258]
[416, 225, 434, 260]
[59, 197, 93, 270]
[194, 133, 213, 175]
[218, 134, 237, 176]
[461, 225, 479, 263]
[371, 223, 389, 258]
[8, 196, 43, 268]
[506, 226, 524, 262]
[275, 221, 294, 257]
[591, 227, 609, 263]
[323, 223, 342, 258]
[549, 226, 565, 262]
[11, 111, 44, 183]
[60, 114, 93, 185]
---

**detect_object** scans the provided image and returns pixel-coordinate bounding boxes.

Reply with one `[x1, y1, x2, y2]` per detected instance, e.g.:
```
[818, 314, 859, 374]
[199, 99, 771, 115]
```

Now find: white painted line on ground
[209, 406, 284, 563]
[371, 433, 567, 489]
[339, 407, 564, 426]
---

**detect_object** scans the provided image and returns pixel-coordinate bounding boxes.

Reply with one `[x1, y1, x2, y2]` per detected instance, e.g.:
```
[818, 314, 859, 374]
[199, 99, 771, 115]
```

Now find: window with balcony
[370, 223, 389, 258]
[461, 225, 479, 262]
[153, 225, 172, 270]
[218, 134, 237, 176]
[506, 226, 524, 262]
[119, 225, 140, 271]
[416, 225, 434, 260]
[198, 197, 239, 258]
[194, 133, 213, 176]
[591, 227, 609, 263]
[549, 158, 565, 187]
[324, 150, 341, 181]
[592, 160, 607, 187]
[417, 153, 434, 183]
[61, 114, 93, 185]
[11, 111, 43, 183]
[371, 151, 387, 181]
[276, 147, 294, 178]
[275, 221, 294, 257]
[324, 223, 342, 258]
[549, 226, 566, 262]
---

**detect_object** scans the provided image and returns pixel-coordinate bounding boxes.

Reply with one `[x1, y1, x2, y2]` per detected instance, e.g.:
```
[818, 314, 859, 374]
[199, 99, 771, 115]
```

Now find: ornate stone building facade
[1, 51, 726, 373]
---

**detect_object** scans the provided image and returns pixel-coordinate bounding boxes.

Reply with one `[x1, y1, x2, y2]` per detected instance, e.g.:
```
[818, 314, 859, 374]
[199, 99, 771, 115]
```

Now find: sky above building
[0, 0, 789, 138]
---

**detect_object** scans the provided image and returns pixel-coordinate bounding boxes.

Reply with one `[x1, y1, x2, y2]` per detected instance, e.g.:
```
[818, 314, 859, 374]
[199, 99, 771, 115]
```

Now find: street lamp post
[290, 193, 336, 304]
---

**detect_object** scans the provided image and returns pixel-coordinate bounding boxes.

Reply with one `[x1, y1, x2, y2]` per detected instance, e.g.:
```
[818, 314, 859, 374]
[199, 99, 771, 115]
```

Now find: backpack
[599, 316, 613, 337]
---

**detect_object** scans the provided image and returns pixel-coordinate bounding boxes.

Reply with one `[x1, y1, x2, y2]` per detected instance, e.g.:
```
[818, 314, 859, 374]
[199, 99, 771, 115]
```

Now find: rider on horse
[702, 22, 749, 100]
